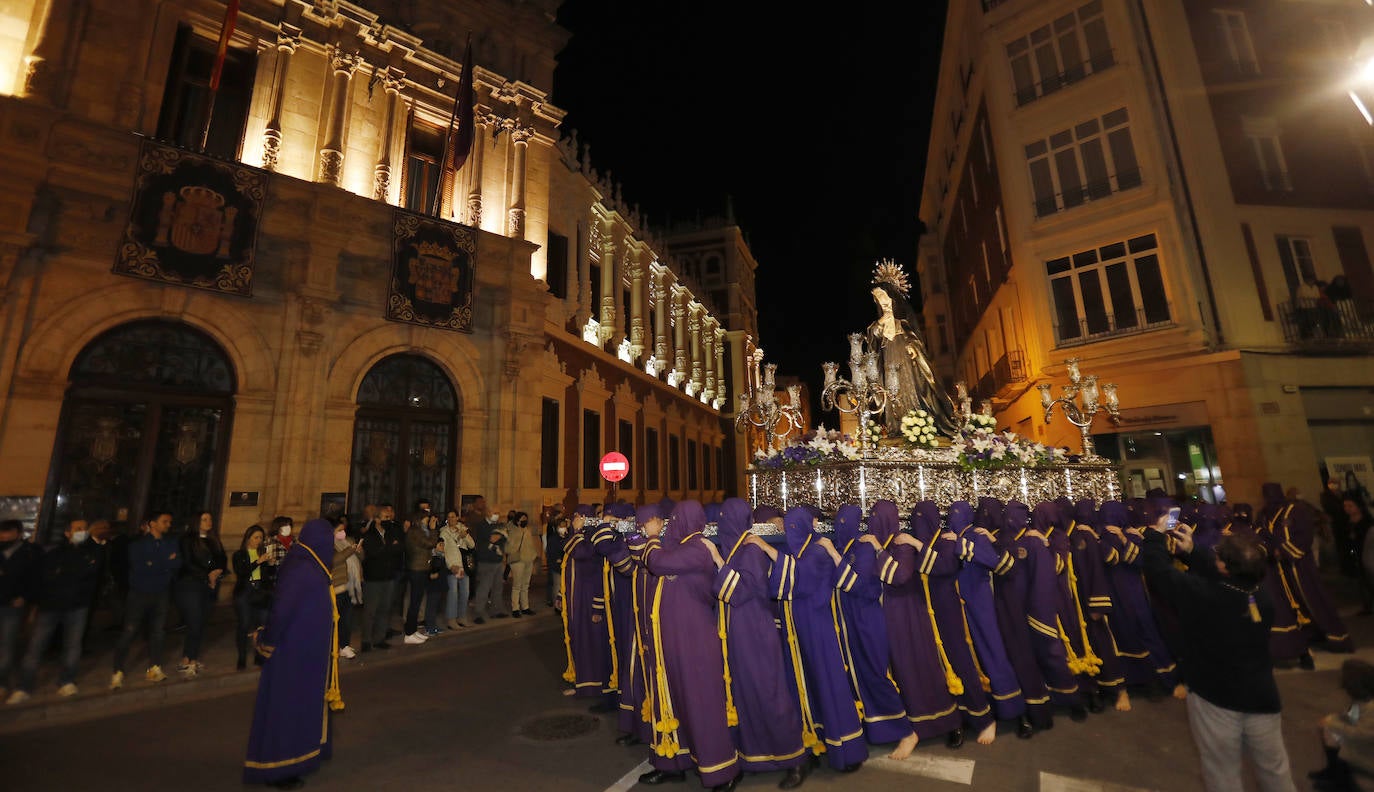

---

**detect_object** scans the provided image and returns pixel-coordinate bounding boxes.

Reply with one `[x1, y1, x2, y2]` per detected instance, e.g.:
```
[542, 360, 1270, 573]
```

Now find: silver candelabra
[1036, 357, 1121, 459]
[735, 356, 803, 453]
[821, 333, 892, 457]
[950, 381, 993, 428]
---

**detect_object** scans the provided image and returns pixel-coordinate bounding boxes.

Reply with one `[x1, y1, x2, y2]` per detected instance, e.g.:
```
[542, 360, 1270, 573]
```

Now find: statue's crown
[872, 259, 910, 297]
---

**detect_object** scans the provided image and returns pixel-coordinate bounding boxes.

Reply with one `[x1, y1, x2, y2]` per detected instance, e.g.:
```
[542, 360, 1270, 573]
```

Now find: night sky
[552, 1, 951, 403]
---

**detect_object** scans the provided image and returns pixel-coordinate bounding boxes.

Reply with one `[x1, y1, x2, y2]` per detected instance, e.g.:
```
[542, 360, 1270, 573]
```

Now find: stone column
[688, 302, 703, 396]
[671, 284, 687, 387]
[262, 24, 302, 172]
[22, 0, 88, 106]
[702, 316, 718, 402]
[629, 255, 645, 361]
[507, 126, 533, 238]
[466, 115, 487, 227]
[576, 218, 593, 329]
[652, 265, 669, 374]
[369, 68, 403, 198]
[598, 233, 616, 347]
[318, 46, 360, 187]
[713, 326, 727, 407]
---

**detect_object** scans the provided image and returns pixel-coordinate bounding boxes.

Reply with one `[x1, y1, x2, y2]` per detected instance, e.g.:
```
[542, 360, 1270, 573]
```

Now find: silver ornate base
[747, 444, 1121, 515]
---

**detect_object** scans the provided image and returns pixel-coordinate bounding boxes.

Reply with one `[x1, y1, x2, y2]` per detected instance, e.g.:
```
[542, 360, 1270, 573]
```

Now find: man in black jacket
[1141, 502, 1297, 792]
[359, 504, 404, 650]
[0, 519, 41, 701]
[8, 519, 105, 702]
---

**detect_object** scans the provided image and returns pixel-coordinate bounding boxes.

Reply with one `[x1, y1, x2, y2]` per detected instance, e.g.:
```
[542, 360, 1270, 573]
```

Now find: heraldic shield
[114, 138, 266, 296]
[387, 209, 477, 332]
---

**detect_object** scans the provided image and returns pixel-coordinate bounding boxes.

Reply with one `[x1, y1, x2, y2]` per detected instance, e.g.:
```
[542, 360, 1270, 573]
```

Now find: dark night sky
[551, 2, 950, 401]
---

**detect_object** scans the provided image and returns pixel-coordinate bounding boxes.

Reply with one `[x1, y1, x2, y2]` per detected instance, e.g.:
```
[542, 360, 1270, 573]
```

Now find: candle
[751, 353, 762, 393]
[848, 333, 865, 362]
[864, 352, 880, 384]
[956, 381, 968, 401]
[1065, 357, 1081, 384]
[787, 384, 801, 406]
[764, 363, 777, 391]
[1082, 375, 1099, 410]
[822, 362, 838, 389]
[1038, 383, 1053, 409]
[852, 365, 867, 390]
[1103, 382, 1119, 410]
[980, 399, 992, 417]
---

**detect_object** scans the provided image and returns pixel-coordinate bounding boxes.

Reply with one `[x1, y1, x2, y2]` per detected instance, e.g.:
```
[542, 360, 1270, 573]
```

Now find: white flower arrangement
[964, 413, 997, 432]
[864, 421, 885, 445]
[899, 409, 939, 448]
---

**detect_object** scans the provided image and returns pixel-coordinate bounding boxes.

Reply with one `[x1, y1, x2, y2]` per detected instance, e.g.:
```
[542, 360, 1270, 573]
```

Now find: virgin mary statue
[867, 260, 960, 437]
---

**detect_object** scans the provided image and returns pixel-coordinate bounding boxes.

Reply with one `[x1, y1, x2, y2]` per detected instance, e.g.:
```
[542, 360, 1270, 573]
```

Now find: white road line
[868, 753, 976, 784]
[1039, 770, 1157, 792]
[603, 759, 653, 792]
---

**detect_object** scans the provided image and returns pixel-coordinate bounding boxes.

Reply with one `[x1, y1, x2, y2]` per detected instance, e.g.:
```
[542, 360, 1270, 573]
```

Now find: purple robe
[713, 498, 807, 772]
[244, 519, 337, 785]
[562, 522, 611, 698]
[779, 506, 867, 770]
[1265, 488, 1352, 654]
[917, 501, 993, 731]
[1014, 504, 1080, 708]
[991, 502, 1054, 729]
[870, 500, 961, 740]
[1068, 500, 1126, 692]
[1040, 503, 1097, 683]
[594, 526, 646, 736]
[1097, 500, 1177, 688]
[643, 500, 740, 787]
[833, 503, 913, 745]
[957, 498, 1026, 722]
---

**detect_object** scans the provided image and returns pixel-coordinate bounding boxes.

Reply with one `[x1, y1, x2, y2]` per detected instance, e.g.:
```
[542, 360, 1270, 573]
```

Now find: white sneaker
[57, 683, 78, 697]
[338, 646, 357, 659]
[145, 665, 167, 682]
[403, 632, 427, 645]
[109, 671, 124, 690]
[5, 690, 30, 705]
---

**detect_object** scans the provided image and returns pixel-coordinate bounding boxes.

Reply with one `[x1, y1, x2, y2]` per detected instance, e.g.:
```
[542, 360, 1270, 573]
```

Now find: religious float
[738, 261, 1124, 518]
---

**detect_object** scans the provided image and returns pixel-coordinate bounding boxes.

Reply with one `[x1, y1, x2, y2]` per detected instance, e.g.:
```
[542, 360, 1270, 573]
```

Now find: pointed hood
[832, 504, 864, 553]
[947, 501, 974, 536]
[1099, 500, 1129, 529]
[867, 499, 901, 545]
[974, 497, 1003, 532]
[716, 497, 754, 561]
[665, 500, 705, 544]
[1262, 482, 1286, 509]
[1032, 502, 1060, 534]
[1073, 498, 1097, 531]
[1000, 500, 1030, 550]
[783, 506, 817, 555]
[910, 501, 941, 543]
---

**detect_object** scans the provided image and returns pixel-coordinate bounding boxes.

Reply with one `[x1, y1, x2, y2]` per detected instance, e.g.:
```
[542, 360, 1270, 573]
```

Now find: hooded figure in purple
[832, 502, 917, 756]
[777, 505, 867, 771]
[921, 500, 996, 744]
[1040, 501, 1100, 698]
[1096, 499, 1179, 694]
[1261, 482, 1352, 660]
[1228, 503, 1258, 539]
[991, 501, 1056, 730]
[1016, 503, 1085, 717]
[1068, 498, 1129, 710]
[561, 505, 612, 702]
[591, 504, 644, 736]
[244, 519, 340, 787]
[1192, 503, 1225, 553]
[958, 498, 1031, 736]
[611, 504, 662, 745]
[638, 499, 740, 788]
[870, 499, 962, 744]
[711, 497, 811, 787]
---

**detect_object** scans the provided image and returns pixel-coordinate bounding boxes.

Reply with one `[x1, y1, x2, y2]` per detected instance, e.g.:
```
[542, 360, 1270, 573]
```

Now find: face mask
[71, 531, 89, 545]
[280, 526, 292, 537]
[488, 515, 499, 524]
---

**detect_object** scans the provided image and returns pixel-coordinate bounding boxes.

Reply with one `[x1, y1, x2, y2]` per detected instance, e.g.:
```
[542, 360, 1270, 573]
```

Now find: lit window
[1046, 234, 1171, 344]
[1026, 107, 1141, 218]
[1006, 1, 1114, 107]
[1242, 117, 1292, 192]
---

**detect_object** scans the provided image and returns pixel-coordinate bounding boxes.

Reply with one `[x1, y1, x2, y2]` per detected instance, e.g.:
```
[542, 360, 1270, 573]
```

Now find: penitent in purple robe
[593, 521, 648, 739]
[1264, 485, 1353, 654]
[1006, 503, 1081, 710]
[1068, 500, 1126, 694]
[1041, 503, 1097, 684]
[918, 501, 994, 733]
[1096, 500, 1177, 689]
[870, 500, 961, 741]
[562, 513, 611, 699]
[779, 506, 868, 770]
[244, 520, 338, 785]
[957, 498, 1026, 722]
[713, 498, 808, 773]
[832, 503, 914, 746]
[643, 500, 740, 787]
[991, 502, 1054, 730]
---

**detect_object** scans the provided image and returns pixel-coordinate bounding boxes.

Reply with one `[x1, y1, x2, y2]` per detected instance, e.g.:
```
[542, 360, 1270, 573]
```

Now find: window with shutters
[1006, 1, 1114, 107]
[1275, 236, 1317, 296]
[617, 419, 634, 489]
[1046, 234, 1172, 345]
[1215, 9, 1260, 77]
[1027, 108, 1141, 217]
[1242, 118, 1291, 192]
[403, 120, 447, 215]
[582, 409, 601, 491]
[157, 24, 257, 161]
[540, 398, 560, 488]
[645, 428, 660, 490]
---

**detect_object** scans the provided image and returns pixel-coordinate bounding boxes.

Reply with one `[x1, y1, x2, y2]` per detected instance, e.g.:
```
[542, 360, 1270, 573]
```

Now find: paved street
[4, 592, 1367, 792]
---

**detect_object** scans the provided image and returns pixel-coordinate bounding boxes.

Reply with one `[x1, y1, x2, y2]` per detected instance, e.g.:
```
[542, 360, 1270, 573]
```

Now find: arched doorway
[348, 354, 458, 515]
[42, 320, 236, 538]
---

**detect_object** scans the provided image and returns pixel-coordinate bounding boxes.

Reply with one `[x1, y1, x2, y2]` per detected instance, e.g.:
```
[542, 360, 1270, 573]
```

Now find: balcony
[1014, 51, 1117, 108]
[1054, 304, 1174, 348]
[969, 350, 1028, 406]
[1278, 298, 1374, 351]
[1033, 168, 1142, 218]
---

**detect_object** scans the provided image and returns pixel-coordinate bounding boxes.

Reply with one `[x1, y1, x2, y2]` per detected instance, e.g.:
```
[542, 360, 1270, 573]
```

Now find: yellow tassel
[920, 569, 963, 696]
[560, 551, 578, 685]
[1248, 595, 1262, 624]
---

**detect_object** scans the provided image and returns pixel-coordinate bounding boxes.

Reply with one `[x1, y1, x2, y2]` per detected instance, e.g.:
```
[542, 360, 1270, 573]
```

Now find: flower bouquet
[949, 425, 1067, 471]
[900, 409, 939, 448]
[752, 425, 862, 469]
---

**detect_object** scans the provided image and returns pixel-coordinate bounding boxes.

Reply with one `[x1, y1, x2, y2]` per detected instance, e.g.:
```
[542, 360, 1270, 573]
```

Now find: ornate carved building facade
[0, 0, 761, 539]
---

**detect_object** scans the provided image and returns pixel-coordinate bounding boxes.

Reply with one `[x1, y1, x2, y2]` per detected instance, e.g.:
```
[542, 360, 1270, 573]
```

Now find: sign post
[600, 451, 629, 503]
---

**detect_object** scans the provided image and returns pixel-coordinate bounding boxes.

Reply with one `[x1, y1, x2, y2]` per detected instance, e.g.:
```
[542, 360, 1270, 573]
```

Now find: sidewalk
[0, 579, 561, 735]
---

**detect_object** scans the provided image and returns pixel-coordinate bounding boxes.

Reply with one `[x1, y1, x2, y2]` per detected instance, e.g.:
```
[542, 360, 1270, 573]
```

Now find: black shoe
[638, 770, 686, 785]
[710, 775, 740, 792]
[1069, 706, 1088, 722]
[840, 762, 864, 773]
[374, 641, 391, 650]
[1017, 715, 1034, 739]
[270, 778, 305, 790]
[522, 609, 536, 616]
[779, 766, 806, 790]
[1086, 691, 1104, 713]
[512, 611, 523, 618]
[474, 617, 486, 625]
[1300, 653, 1316, 670]
[1309, 760, 1352, 782]
[946, 728, 964, 749]
[614, 732, 642, 746]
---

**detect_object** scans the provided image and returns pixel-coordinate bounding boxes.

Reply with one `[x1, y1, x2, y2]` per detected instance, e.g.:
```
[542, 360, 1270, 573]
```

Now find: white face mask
[488, 515, 499, 524]
[70, 531, 89, 545]
[279, 526, 292, 537]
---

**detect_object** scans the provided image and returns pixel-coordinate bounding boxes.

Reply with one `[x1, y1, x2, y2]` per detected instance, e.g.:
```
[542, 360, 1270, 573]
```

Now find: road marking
[868, 753, 976, 784]
[604, 759, 652, 792]
[1276, 646, 1374, 674]
[1040, 770, 1156, 792]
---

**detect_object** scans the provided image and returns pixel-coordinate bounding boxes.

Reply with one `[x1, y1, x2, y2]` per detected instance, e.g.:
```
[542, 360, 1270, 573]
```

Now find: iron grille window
[1047, 234, 1171, 345]
[1006, 1, 1113, 107]
[1027, 108, 1141, 218]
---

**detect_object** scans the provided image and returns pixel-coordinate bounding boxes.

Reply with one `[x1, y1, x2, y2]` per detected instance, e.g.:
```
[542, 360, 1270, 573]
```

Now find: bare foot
[1172, 684, 1188, 700]
[888, 732, 919, 760]
[561, 688, 576, 697]
[976, 722, 996, 745]
[1115, 690, 1132, 712]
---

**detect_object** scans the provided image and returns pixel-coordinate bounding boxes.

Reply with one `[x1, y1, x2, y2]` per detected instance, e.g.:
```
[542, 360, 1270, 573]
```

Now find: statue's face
[871, 287, 891, 312]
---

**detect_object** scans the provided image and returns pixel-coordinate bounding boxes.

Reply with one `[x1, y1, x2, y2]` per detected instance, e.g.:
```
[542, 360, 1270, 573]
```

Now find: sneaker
[521, 609, 536, 616]
[146, 665, 168, 682]
[5, 690, 30, 705]
[425, 626, 443, 636]
[57, 683, 78, 698]
[338, 646, 357, 659]
[404, 632, 427, 645]
[512, 611, 523, 619]
[109, 671, 124, 690]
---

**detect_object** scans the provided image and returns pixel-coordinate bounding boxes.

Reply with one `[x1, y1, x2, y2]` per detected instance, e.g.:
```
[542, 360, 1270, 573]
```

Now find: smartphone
[1166, 507, 1181, 531]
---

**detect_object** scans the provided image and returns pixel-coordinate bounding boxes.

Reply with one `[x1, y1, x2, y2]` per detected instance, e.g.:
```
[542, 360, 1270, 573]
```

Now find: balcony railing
[1014, 51, 1117, 108]
[992, 349, 1027, 395]
[1054, 304, 1174, 348]
[1034, 168, 1142, 218]
[1278, 298, 1374, 349]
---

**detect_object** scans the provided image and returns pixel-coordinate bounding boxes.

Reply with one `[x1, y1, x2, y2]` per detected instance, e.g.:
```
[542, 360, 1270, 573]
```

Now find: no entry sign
[600, 451, 629, 483]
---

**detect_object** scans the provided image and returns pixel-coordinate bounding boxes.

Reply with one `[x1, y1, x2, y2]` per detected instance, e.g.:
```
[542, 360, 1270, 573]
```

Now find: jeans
[1185, 693, 1297, 792]
[425, 578, 445, 631]
[508, 560, 533, 613]
[19, 607, 88, 690]
[404, 570, 431, 635]
[547, 563, 561, 606]
[113, 589, 169, 672]
[335, 591, 355, 648]
[472, 563, 506, 619]
[447, 574, 470, 622]
[0, 604, 23, 687]
[172, 578, 214, 662]
[233, 585, 268, 665]
[361, 580, 394, 645]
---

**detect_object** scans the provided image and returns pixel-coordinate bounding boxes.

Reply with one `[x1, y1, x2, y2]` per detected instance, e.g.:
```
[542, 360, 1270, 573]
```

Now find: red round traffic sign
[600, 451, 629, 483]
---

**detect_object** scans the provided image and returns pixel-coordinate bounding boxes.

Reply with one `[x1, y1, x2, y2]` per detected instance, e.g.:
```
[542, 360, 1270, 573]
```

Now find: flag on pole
[209, 0, 241, 92]
[431, 34, 475, 217]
